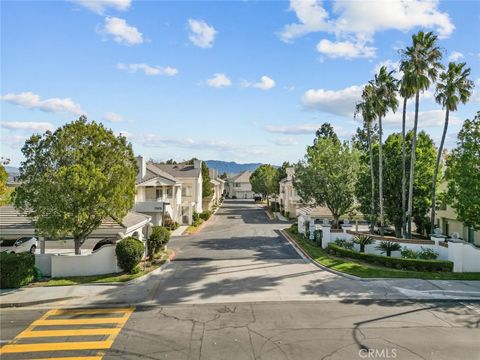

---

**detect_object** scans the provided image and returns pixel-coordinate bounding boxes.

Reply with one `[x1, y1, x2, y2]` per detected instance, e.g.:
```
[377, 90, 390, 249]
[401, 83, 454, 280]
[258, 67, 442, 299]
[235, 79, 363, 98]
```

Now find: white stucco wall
[50, 245, 122, 278]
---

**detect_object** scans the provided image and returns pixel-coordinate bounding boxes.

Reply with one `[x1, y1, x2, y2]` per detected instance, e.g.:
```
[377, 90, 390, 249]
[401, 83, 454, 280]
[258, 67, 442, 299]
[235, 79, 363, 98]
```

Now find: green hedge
[199, 210, 212, 221]
[327, 244, 453, 272]
[0, 252, 36, 289]
[116, 237, 145, 273]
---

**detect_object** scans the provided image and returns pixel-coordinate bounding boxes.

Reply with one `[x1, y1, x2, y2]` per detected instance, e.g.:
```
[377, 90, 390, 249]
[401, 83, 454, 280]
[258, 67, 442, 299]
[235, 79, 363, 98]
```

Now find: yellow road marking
[29, 357, 103, 360]
[17, 328, 121, 338]
[50, 307, 134, 316]
[1, 340, 113, 353]
[32, 317, 128, 326]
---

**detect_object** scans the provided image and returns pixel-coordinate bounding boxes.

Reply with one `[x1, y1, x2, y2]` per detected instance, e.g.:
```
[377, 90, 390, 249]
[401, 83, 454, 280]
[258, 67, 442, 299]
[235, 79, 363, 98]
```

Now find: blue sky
[1, 0, 479, 166]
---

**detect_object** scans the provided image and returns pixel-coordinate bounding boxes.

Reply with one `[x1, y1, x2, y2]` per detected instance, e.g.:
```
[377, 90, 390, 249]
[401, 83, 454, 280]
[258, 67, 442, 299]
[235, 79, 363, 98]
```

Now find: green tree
[369, 66, 399, 237]
[309, 123, 340, 150]
[295, 132, 359, 229]
[219, 172, 228, 180]
[13, 116, 137, 254]
[446, 113, 480, 230]
[355, 84, 378, 233]
[400, 31, 443, 238]
[0, 164, 7, 196]
[250, 164, 279, 202]
[201, 162, 213, 198]
[430, 62, 474, 229]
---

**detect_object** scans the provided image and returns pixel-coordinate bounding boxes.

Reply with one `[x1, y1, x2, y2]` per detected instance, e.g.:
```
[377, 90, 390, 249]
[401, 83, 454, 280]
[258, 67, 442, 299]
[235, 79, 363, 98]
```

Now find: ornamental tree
[446, 112, 480, 230]
[250, 164, 279, 202]
[13, 116, 137, 254]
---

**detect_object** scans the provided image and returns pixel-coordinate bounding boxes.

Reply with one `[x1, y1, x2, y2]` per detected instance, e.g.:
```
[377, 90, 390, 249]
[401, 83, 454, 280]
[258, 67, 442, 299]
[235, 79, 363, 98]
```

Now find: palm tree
[399, 67, 416, 238]
[430, 62, 474, 230]
[353, 235, 374, 253]
[376, 241, 401, 257]
[355, 85, 377, 234]
[400, 31, 443, 238]
[369, 66, 399, 237]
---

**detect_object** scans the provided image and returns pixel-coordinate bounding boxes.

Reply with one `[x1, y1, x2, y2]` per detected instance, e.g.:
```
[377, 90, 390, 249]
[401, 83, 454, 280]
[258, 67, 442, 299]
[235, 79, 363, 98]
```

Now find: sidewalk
[171, 225, 188, 236]
[274, 212, 290, 222]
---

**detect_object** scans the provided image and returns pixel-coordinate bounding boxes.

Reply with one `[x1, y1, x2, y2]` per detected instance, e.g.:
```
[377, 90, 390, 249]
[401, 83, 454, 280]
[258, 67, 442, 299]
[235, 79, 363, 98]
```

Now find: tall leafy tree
[355, 84, 377, 233]
[445, 112, 480, 231]
[369, 66, 399, 237]
[400, 31, 443, 238]
[250, 164, 279, 202]
[430, 62, 474, 229]
[13, 116, 137, 254]
[399, 66, 416, 237]
[0, 164, 7, 197]
[309, 123, 340, 150]
[295, 132, 359, 229]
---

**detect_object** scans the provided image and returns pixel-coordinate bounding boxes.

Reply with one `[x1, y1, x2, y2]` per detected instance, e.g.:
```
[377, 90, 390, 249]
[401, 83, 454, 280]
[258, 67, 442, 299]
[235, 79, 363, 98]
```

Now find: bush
[418, 247, 439, 260]
[116, 237, 145, 273]
[285, 211, 290, 218]
[334, 239, 354, 250]
[0, 252, 36, 288]
[289, 223, 299, 235]
[353, 235, 374, 253]
[401, 247, 418, 259]
[147, 226, 170, 259]
[192, 211, 200, 223]
[199, 210, 212, 221]
[327, 244, 453, 272]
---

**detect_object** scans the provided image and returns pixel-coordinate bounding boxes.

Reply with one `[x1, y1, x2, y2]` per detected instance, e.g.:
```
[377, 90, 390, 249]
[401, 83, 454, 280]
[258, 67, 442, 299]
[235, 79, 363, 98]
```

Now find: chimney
[209, 168, 218, 179]
[193, 159, 202, 169]
[286, 167, 295, 180]
[136, 155, 146, 182]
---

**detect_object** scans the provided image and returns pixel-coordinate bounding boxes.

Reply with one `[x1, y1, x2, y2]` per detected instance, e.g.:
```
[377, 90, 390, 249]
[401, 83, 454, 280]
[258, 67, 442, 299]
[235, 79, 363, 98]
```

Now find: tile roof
[228, 170, 252, 183]
[154, 163, 201, 178]
[136, 163, 180, 185]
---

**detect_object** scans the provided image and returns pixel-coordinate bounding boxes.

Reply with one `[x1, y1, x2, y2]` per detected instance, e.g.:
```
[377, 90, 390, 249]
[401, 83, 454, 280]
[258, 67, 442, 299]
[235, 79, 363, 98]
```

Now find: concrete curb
[280, 229, 362, 281]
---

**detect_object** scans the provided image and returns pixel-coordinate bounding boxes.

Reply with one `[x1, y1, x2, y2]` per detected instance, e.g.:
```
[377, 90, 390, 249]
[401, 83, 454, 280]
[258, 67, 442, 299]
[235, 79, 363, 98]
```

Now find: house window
[166, 187, 172, 197]
[182, 186, 191, 197]
[234, 183, 241, 188]
[468, 227, 474, 244]
[156, 188, 163, 199]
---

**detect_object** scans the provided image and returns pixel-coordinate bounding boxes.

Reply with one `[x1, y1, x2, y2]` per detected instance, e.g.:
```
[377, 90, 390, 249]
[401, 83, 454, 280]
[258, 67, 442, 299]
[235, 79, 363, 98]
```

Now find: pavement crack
[382, 338, 427, 360]
[320, 342, 356, 360]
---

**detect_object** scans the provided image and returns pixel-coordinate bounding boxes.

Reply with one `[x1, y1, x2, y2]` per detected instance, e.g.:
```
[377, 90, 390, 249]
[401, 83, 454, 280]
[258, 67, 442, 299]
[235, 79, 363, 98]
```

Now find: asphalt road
[1, 200, 479, 359]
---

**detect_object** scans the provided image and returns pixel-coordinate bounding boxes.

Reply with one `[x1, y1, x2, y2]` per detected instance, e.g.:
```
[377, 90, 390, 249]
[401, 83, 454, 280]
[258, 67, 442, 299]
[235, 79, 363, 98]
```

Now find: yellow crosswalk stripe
[16, 328, 121, 338]
[50, 307, 134, 316]
[32, 317, 128, 326]
[1, 340, 113, 353]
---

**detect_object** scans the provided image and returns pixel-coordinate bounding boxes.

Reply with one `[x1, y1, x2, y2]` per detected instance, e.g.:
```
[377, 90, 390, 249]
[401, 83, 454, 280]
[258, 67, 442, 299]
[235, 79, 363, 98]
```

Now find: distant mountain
[205, 160, 263, 175]
[4, 166, 19, 175]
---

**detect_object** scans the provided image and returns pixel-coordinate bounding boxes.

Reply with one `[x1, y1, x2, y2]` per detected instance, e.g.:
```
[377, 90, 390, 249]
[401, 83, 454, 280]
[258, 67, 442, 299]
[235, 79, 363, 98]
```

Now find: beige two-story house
[226, 171, 255, 199]
[278, 167, 304, 218]
[155, 160, 203, 224]
[135, 156, 182, 226]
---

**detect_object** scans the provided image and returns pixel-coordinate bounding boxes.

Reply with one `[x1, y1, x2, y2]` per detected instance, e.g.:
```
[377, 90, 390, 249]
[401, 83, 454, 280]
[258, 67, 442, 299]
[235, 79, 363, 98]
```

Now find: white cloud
[70, 0, 131, 14]
[188, 19, 217, 48]
[316, 39, 375, 59]
[101, 17, 143, 45]
[383, 109, 458, 128]
[273, 137, 298, 146]
[373, 60, 401, 78]
[265, 124, 320, 135]
[448, 51, 464, 62]
[2, 92, 85, 115]
[103, 112, 123, 123]
[117, 63, 178, 76]
[1, 121, 55, 132]
[301, 84, 363, 116]
[243, 76, 276, 90]
[206, 73, 232, 88]
[280, 0, 454, 58]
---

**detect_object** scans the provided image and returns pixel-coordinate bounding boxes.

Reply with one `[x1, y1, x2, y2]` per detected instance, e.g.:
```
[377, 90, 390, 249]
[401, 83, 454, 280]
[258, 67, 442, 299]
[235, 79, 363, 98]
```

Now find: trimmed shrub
[289, 223, 299, 235]
[147, 226, 171, 259]
[418, 247, 439, 260]
[401, 247, 418, 259]
[116, 237, 145, 273]
[199, 210, 212, 221]
[327, 244, 453, 272]
[0, 252, 35, 289]
[334, 239, 354, 250]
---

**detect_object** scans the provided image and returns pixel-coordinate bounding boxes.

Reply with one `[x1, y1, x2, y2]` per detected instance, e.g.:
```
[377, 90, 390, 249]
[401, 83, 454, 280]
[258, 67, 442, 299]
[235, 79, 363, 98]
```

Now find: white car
[0, 237, 37, 254]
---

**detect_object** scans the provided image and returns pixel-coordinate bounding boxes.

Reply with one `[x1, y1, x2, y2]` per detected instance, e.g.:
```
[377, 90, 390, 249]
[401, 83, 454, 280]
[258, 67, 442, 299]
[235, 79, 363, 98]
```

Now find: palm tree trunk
[430, 108, 449, 232]
[378, 115, 384, 238]
[407, 91, 420, 238]
[401, 97, 407, 238]
[367, 122, 375, 234]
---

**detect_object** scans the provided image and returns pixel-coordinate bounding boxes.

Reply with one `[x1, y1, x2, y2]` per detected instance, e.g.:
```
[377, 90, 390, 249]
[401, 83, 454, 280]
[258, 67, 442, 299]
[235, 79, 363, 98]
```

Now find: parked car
[0, 237, 37, 254]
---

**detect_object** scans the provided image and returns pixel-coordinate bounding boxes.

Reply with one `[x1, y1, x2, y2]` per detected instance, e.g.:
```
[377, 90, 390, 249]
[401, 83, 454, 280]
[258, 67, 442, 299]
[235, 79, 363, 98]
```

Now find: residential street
[1, 200, 480, 359]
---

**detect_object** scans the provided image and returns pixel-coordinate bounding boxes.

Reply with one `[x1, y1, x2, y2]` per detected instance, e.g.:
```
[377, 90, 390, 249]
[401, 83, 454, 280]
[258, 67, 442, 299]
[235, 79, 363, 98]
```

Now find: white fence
[35, 245, 122, 278]
[298, 217, 480, 272]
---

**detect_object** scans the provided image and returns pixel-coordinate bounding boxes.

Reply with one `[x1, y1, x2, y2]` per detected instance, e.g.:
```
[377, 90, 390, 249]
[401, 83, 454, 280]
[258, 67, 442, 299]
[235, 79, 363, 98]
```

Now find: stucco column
[39, 236, 45, 254]
[321, 219, 331, 249]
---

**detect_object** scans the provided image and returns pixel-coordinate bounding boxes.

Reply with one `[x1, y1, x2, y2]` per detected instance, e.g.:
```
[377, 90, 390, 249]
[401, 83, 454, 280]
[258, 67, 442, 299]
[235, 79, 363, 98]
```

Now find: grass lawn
[32, 249, 172, 287]
[285, 229, 480, 280]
